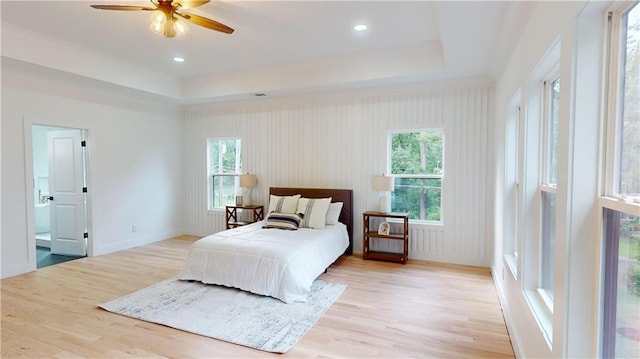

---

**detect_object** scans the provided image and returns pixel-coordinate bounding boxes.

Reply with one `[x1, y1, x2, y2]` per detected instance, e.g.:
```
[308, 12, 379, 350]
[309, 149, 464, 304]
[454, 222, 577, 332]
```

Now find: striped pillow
[262, 212, 302, 230]
[296, 197, 332, 229]
[267, 194, 301, 214]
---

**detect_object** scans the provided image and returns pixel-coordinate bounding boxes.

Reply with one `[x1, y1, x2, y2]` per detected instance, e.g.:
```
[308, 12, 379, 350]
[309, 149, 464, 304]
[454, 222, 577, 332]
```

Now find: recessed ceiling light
[173, 57, 185, 62]
[354, 24, 367, 31]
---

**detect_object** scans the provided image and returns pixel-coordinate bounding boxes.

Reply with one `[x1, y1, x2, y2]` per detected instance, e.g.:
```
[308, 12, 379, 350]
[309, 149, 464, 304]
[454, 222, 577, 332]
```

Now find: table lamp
[239, 174, 257, 205]
[372, 175, 394, 213]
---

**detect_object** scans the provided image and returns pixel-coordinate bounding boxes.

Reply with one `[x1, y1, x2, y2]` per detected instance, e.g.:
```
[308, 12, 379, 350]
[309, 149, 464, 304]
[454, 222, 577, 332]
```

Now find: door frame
[23, 119, 94, 270]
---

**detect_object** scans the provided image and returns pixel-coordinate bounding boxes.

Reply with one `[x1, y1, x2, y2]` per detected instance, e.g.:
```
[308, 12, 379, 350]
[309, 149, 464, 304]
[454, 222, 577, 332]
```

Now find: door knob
[48, 196, 54, 201]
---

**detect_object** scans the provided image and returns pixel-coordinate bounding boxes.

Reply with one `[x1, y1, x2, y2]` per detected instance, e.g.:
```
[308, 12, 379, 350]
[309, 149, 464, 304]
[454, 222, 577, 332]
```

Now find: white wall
[491, 1, 608, 357]
[183, 79, 493, 266]
[32, 125, 50, 204]
[1, 59, 185, 278]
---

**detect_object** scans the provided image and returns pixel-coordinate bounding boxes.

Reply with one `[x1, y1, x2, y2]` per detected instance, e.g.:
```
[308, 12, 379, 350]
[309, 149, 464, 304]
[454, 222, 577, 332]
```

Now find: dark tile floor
[36, 246, 84, 268]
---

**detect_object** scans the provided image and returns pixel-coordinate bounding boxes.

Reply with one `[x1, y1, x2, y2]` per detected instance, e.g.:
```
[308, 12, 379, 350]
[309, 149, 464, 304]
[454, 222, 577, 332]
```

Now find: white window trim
[599, 197, 640, 217]
[521, 37, 561, 350]
[504, 90, 522, 279]
[603, 6, 623, 199]
[540, 184, 557, 194]
[536, 64, 560, 301]
[598, 2, 640, 357]
[541, 70, 560, 187]
[207, 137, 243, 211]
[523, 287, 554, 347]
[600, 1, 640, 211]
[387, 128, 445, 225]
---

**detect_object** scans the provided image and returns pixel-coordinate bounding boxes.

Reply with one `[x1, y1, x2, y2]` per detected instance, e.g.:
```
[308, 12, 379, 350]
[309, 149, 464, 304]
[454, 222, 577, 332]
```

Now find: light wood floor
[1, 236, 514, 358]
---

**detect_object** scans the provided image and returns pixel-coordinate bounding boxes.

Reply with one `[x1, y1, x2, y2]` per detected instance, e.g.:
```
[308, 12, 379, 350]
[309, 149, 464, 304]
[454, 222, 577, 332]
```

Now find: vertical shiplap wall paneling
[445, 87, 490, 262]
[480, 88, 490, 259]
[460, 89, 471, 256]
[468, 90, 478, 257]
[184, 82, 493, 267]
[452, 89, 465, 257]
[449, 89, 472, 261]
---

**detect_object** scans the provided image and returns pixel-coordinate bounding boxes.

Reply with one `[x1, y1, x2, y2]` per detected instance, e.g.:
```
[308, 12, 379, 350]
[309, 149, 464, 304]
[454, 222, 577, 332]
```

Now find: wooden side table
[225, 205, 264, 229]
[362, 211, 409, 264]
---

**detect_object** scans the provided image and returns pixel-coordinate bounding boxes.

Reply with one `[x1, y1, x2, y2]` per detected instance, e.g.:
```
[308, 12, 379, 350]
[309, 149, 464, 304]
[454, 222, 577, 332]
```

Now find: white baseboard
[409, 252, 490, 267]
[491, 264, 522, 359]
[93, 229, 185, 257]
[1, 261, 36, 279]
[36, 238, 50, 248]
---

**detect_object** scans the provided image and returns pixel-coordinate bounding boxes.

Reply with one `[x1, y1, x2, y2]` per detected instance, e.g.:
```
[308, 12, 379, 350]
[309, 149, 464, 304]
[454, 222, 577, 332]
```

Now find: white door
[48, 130, 86, 256]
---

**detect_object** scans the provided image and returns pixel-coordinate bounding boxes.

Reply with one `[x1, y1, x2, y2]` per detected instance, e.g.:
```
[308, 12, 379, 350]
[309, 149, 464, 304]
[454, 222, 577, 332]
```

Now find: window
[615, 3, 640, 201]
[601, 3, 640, 358]
[539, 76, 560, 304]
[544, 78, 560, 186]
[521, 39, 560, 345]
[389, 130, 444, 222]
[539, 190, 556, 301]
[504, 93, 522, 275]
[602, 210, 640, 358]
[207, 138, 242, 209]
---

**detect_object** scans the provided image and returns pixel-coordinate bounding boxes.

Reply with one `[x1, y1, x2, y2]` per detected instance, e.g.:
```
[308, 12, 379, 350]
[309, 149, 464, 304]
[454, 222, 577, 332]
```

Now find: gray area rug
[99, 278, 346, 353]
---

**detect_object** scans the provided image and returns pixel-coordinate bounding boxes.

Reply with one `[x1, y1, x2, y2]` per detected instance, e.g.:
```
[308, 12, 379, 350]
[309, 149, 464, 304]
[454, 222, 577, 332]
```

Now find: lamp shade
[372, 175, 394, 192]
[239, 174, 257, 188]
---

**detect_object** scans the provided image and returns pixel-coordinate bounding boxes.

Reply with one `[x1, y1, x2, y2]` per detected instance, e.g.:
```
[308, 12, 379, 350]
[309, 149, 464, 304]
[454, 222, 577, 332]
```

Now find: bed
[178, 187, 353, 303]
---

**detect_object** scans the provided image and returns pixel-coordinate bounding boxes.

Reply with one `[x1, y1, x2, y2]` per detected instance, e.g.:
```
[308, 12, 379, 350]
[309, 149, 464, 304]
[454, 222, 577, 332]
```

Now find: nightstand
[225, 205, 264, 229]
[362, 211, 409, 264]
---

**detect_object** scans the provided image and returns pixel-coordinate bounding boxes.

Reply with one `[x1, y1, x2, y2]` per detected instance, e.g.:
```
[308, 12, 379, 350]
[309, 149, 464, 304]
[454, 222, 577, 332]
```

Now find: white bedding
[178, 221, 349, 303]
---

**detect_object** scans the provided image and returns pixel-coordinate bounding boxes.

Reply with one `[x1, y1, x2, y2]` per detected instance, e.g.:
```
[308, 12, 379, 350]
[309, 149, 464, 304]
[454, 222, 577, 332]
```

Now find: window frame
[504, 91, 523, 278]
[387, 128, 445, 224]
[520, 38, 561, 349]
[599, 2, 640, 357]
[207, 137, 243, 210]
[541, 74, 560, 188]
[603, 2, 640, 202]
[538, 71, 560, 308]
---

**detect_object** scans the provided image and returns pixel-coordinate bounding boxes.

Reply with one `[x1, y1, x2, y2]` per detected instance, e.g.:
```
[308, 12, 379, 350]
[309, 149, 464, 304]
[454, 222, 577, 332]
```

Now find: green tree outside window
[390, 130, 444, 221]
[208, 138, 242, 208]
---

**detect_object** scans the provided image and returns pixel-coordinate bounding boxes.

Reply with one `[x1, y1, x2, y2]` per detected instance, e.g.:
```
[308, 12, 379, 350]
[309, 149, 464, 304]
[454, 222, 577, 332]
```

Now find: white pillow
[325, 202, 343, 225]
[267, 194, 301, 214]
[297, 197, 331, 229]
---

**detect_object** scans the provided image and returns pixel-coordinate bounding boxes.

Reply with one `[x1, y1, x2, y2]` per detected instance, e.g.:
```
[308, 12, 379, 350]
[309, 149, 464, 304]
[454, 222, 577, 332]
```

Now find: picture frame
[378, 221, 390, 235]
[235, 196, 243, 206]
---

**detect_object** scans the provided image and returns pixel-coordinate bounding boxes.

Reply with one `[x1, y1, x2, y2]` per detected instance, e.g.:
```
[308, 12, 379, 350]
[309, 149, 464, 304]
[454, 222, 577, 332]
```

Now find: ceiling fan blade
[173, 0, 210, 10]
[176, 12, 234, 34]
[90, 5, 155, 11]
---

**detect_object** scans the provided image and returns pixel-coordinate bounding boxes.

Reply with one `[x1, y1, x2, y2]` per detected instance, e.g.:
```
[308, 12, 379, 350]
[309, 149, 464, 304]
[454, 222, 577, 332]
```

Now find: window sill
[385, 217, 443, 228]
[504, 254, 518, 279]
[523, 288, 554, 350]
[537, 287, 554, 314]
[600, 196, 640, 216]
[408, 221, 444, 229]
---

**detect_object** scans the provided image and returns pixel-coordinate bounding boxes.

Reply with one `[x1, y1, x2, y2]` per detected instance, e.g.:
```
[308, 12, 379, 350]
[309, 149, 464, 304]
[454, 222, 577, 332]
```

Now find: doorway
[31, 125, 89, 268]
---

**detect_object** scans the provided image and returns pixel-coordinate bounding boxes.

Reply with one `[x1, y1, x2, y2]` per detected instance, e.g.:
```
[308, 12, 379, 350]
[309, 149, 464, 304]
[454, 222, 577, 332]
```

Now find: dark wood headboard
[269, 187, 353, 255]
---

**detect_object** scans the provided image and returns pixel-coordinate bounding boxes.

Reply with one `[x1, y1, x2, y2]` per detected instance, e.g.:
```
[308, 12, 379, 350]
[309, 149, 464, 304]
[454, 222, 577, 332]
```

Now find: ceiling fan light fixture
[91, 0, 233, 37]
[173, 18, 189, 36]
[149, 10, 167, 35]
[151, 10, 166, 25]
[149, 9, 188, 37]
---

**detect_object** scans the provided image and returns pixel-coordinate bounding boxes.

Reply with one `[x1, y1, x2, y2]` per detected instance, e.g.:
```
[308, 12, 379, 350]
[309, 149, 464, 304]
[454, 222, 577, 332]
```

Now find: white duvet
[178, 221, 349, 303]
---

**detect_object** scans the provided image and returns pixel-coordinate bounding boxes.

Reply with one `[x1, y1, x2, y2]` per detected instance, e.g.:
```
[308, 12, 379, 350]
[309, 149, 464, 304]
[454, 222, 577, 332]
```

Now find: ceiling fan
[90, 0, 234, 37]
